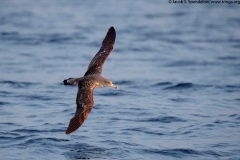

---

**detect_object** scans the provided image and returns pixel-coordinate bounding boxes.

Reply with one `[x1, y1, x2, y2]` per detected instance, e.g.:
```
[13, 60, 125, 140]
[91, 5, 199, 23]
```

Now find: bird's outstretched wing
[65, 87, 94, 134]
[84, 26, 116, 76]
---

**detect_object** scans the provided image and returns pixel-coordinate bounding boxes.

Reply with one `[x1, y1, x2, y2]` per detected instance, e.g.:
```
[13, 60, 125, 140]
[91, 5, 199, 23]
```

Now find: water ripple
[0, 80, 40, 88]
[0, 32, 86, 45]
[0, 101, 10, 106]
[143, 116, 186, 123]
[164, 83, 194, 90]
[151, 82, 173, 87]
[64, 143, 108, 160]
[141, 148, 222, 158]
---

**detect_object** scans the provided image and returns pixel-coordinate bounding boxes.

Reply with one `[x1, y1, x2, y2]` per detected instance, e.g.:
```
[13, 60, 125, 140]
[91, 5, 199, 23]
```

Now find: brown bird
[63, 27, 118, 135]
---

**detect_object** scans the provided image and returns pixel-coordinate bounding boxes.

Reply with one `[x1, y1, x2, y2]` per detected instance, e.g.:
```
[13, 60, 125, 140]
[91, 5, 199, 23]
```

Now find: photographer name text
[169, 0, 240, 4]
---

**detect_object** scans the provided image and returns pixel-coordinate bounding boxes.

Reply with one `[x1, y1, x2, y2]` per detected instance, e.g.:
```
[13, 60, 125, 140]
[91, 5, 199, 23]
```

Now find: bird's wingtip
[102, 26, 116, 47]
[108, 26, 116, 35]
[65, 115, 81, 135]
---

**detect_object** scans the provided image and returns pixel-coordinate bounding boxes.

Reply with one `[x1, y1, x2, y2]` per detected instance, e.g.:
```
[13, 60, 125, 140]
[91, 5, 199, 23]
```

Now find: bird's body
[63, 27, 117, 135]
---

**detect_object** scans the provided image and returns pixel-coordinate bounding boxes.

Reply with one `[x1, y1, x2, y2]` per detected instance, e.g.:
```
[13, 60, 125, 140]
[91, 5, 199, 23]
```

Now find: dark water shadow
[63, 142, 108, 160]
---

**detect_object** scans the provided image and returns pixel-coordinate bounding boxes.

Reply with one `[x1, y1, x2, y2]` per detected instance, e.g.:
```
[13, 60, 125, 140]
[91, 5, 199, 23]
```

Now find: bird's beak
[111, 84, 118, 90]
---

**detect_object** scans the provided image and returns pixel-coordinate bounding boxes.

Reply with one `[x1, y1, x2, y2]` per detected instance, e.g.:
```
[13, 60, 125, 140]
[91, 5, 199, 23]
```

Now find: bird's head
[102, 79, 118, 89]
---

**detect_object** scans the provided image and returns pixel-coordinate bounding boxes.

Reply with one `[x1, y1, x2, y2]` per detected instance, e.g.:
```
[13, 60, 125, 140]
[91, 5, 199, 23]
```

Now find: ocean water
[0, 0, 240, 159]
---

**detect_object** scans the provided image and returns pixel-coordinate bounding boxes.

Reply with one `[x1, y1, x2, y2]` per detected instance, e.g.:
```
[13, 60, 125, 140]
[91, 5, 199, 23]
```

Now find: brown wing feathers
[84, 27, 116, 76]
[65, 106, 92, 134]
[66, 84, 94, 134]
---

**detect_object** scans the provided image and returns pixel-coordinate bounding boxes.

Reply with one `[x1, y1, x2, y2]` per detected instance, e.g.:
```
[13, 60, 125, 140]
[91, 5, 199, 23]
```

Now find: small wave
[214, 120, 231, 124]
[215, 84, 240, 93]
[0, 91, 12, 95]
[0, 122, 19, 126]
[0, 31, 19, 36]
[143, 116, 186, 123]
[123, 127, 165, 136]
[0, 101, 10, 105]
[114, 80, 133, 85]
[151, 82, 173, 87]
[0, 135, 29, 142]
[191, 114, 210, 118]
[0, 80, 40, 88]
[164, 60, 197, 67]
[217, 56, 239, 61]
[142, 148, 221, 158]
[225, 85, 240, 89]
[24, 137, 69, 145]
[170, 98, 189, 102]
[234, 98, 240, 101]
[162, 38, 185, 44]
[229, 114, 240, 120]
[165, 60, 220, 67]
[101, 139, 120, 145]
[129, 46, 156, 52]
[12, 93, 55, 101]
[13, 128, 42, 134]
[203, 124, 215, 128]
[164, 83, 194, 90]
[98, 91, 124, 97]
[143, 148, 198, 157]
[0, 31, 85, 45]
[26, 95, 54, 101]
[164, 83, 213, 91]
[13, 128, 65, 134]
[64, 143, 107, 160]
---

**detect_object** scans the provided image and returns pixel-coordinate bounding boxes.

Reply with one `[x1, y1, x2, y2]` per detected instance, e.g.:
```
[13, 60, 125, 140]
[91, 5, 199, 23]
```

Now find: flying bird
[63, 27, 117, 135]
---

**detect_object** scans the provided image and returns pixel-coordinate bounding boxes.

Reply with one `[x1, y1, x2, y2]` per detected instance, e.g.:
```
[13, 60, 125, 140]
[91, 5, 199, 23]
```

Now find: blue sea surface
[0, 0, 240, 159]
